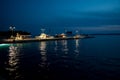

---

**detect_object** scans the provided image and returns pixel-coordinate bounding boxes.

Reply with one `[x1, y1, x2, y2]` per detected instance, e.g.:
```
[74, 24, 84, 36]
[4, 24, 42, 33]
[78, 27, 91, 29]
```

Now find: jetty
[0, 33, 94, 43]
[0, 35, 90, 43]
[0, 28, 94, 43]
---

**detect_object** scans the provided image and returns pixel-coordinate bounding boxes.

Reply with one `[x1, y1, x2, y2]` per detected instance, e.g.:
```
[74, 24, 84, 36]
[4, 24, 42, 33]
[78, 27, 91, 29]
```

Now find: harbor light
[9, 26, 15, 38]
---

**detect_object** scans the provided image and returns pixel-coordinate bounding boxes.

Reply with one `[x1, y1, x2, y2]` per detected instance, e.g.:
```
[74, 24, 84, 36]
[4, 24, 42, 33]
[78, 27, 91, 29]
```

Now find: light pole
[9, 26, 15, 39]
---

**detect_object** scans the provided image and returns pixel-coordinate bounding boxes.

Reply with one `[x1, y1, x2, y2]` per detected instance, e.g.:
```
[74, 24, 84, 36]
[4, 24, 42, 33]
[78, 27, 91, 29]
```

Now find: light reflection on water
[74, 39, 80, 53]
[54, 40, 70, 55]
[61, 40, 68, 54]
[39, 41, 48, 68]
[5, 44, 22, 80]
[54, 41, 58, 51]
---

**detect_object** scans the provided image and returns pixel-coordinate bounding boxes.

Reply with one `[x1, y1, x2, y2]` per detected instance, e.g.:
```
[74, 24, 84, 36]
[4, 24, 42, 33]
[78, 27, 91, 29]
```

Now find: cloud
[79, 25, 120, 31]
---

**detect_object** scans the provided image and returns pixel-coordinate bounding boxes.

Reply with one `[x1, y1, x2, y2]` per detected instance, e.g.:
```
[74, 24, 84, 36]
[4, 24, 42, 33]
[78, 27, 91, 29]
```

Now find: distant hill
[0, 30, 31, 39]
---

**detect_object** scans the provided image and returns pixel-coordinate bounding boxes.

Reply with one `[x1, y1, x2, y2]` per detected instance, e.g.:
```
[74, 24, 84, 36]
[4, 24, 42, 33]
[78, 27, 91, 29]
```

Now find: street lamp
[9, 26, 15, 39]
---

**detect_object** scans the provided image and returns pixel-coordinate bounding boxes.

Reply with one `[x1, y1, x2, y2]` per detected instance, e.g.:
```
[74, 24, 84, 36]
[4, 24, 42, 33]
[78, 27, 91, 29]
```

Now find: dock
[0, 27, 96, 44]
[0, 35, 93, 43]
[0, 37, 78, 43]
[0, 27, 95, 43]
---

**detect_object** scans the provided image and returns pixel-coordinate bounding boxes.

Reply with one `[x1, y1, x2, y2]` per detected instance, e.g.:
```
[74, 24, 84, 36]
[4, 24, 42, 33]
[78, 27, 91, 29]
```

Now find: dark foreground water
[0, 35, 120, 80]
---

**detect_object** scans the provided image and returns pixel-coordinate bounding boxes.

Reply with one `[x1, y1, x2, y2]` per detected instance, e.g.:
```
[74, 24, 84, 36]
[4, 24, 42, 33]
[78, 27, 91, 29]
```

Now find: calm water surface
[0, 35, 120, 80]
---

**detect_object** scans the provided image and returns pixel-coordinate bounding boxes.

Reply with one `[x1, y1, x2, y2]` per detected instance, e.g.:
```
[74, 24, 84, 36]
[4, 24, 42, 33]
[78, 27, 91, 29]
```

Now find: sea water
[0, 35, 120, 80]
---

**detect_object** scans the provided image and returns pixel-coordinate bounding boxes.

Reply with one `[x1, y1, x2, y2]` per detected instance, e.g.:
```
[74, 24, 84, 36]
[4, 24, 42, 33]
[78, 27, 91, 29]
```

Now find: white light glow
[0, 44, 10, 47]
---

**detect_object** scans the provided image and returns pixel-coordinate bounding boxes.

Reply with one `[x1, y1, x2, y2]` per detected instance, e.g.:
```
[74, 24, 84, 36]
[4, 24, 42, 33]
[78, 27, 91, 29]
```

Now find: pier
[0, 36, 86, 43]
[0, 27, 94, 43]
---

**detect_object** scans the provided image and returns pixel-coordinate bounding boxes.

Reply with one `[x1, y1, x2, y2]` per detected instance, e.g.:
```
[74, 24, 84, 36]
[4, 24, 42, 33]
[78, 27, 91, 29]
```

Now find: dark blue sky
[1, 0, 120, 34]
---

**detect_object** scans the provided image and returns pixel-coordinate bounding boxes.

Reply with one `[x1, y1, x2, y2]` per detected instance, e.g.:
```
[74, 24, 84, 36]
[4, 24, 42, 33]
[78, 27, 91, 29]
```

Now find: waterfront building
[35, 33, 48, 39]
[15, 33, 31, 40]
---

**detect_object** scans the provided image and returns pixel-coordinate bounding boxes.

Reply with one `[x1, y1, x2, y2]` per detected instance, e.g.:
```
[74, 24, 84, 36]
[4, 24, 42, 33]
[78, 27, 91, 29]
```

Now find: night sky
[1, 0, 120, 34]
